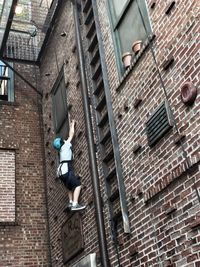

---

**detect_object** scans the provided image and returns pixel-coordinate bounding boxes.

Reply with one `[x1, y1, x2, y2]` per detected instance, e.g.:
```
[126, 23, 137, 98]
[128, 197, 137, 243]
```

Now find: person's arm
[67, 120, 76, 143]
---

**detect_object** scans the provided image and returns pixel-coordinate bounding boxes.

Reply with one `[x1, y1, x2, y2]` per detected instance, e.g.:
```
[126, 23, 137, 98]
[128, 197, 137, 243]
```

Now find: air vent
[146, 101, 174, 147]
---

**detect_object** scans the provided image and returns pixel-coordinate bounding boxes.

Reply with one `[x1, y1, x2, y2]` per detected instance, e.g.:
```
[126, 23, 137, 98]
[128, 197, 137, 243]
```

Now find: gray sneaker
[67, 203, 73, 209]
[64, 203, 72, 212]
[71, 204, 86, 211]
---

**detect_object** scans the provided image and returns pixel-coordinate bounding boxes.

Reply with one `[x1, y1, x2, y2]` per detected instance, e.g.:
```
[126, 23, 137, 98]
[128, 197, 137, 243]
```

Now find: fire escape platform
[0, 0, 62, 64]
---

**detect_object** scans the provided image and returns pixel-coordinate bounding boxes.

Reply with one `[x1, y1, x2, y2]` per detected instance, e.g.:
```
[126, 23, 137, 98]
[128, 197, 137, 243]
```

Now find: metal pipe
[73, 2, 110, 266]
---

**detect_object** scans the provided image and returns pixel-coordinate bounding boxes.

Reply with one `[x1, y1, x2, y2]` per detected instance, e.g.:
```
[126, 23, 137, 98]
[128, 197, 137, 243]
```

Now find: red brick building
[0, 0, 199, 266]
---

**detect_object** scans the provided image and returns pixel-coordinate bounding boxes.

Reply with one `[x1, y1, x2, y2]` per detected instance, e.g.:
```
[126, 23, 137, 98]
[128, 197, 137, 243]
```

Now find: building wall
[39, 1, 101, 266]
[94, 0, 200, 266]
[0, 63, 50, 266]
[38, 0, 200, 266]
[5, 0, 198, 267]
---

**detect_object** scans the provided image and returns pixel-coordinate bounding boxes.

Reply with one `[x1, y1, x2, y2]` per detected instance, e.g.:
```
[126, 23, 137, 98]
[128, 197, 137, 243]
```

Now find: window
[0, 61, 14, 102]
[51, 68, 68, 136]
[108, 0, 152, 74]
[0, 149, 16, 223]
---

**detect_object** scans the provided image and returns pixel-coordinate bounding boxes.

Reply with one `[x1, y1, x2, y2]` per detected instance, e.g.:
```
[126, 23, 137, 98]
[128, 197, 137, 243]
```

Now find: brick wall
[0, 63, 50, 266]
[94, 0, 200, 266]
[14, 0, 199, 266]
[39, 1, 100, 266]
[37, 0, 200, 266]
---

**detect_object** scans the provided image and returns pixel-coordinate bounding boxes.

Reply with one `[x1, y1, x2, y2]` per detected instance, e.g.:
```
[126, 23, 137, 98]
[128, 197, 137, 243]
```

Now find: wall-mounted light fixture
[15, 5, 23, 15]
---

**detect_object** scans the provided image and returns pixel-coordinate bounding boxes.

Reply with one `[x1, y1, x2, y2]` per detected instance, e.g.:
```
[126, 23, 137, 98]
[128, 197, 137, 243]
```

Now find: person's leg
[68, 190, 73, 203]
[67, 163, 85, 210]
[73, 185, 82, 204]
[71, 185, 85, 210]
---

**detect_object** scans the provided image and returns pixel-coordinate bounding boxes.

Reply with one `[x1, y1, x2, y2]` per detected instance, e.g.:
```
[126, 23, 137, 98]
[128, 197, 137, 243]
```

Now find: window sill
[0, 146, 19, 150]
[0, 221, 18, 226]
[0, 100, 18, 106]
[116, 34, 155, 92]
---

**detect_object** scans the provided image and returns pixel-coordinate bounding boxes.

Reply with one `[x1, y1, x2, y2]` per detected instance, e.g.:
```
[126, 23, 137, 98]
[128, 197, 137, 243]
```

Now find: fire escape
[0, 0, 62, 101]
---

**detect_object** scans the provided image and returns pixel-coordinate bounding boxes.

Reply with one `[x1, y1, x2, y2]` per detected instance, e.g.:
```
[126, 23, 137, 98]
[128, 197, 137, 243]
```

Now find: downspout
[73, 1, 110, 267]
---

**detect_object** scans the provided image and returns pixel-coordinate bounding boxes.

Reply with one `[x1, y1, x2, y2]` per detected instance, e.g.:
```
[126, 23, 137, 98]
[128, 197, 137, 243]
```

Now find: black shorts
[60, 162, 81, 191]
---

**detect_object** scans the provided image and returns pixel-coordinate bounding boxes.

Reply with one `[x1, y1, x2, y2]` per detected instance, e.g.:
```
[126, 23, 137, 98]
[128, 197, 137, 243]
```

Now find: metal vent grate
[146, 101, 174, 147]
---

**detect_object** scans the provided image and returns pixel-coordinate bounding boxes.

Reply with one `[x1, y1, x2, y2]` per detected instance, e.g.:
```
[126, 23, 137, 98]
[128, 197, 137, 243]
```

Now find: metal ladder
[81, 0, 130, 235]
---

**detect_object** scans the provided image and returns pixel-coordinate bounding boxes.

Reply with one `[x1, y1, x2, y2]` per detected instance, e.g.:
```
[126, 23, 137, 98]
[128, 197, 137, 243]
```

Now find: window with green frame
[108, 0, 152, 75]
[51, 68, 69, 137]
[0, 60, 14, 102]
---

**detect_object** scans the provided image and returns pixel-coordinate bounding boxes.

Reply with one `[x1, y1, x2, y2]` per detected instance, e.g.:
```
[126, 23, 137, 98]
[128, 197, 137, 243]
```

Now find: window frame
[51, 67, 68, 134]
[107, 0, 152, 76]
[0, 60, 14, 102]
[112, 0, 132, 31]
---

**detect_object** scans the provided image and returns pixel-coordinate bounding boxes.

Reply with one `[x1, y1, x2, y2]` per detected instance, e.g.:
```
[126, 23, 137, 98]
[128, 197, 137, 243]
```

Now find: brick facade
[94, 0, 200, 266]
[0, 63, 50, 266]
[1, 0, 199, 266]
[39, 1, 100, 266]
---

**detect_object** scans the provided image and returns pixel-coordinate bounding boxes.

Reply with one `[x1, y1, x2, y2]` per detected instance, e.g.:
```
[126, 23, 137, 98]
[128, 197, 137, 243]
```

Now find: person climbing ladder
[53, 119, 86, 211]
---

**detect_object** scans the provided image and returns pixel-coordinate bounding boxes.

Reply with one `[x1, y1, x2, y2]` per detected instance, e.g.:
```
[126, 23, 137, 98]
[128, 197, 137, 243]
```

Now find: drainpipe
[73, 1, 110, 267]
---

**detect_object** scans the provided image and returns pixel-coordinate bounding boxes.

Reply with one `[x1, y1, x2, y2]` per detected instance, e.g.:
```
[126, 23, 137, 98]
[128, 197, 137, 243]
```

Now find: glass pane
[0, 60, 13, 101]
[112, 0, 128, 18]
[53, 76, 67, 132]
[117, 0, 152, 54]
[58, 119, 69, 139]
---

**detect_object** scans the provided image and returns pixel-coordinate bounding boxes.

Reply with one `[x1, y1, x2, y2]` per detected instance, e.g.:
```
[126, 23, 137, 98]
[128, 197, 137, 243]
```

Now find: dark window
[51, 68, 68, 135]
[0, 61, 14, 102]
[108, 0, 152, 74]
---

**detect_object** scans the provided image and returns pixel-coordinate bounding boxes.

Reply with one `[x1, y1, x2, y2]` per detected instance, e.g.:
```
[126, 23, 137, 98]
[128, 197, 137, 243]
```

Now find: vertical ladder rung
[109, 189, 119, 202]
[105, 167, 116, 181]
[92, 63, 101, 80]
[84, 6, 94, 25]
[103, 149, 114, 163]
[98, 112, 108, 127]
[95, 95, 106, 111]
[90, 47, 100, 66]
[86, 20, 96, 39]
[100, 128, 111, 145]
[93, 78, 104, 96]
[83, 0, 91, 13]
[88, 34, 98, 52]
